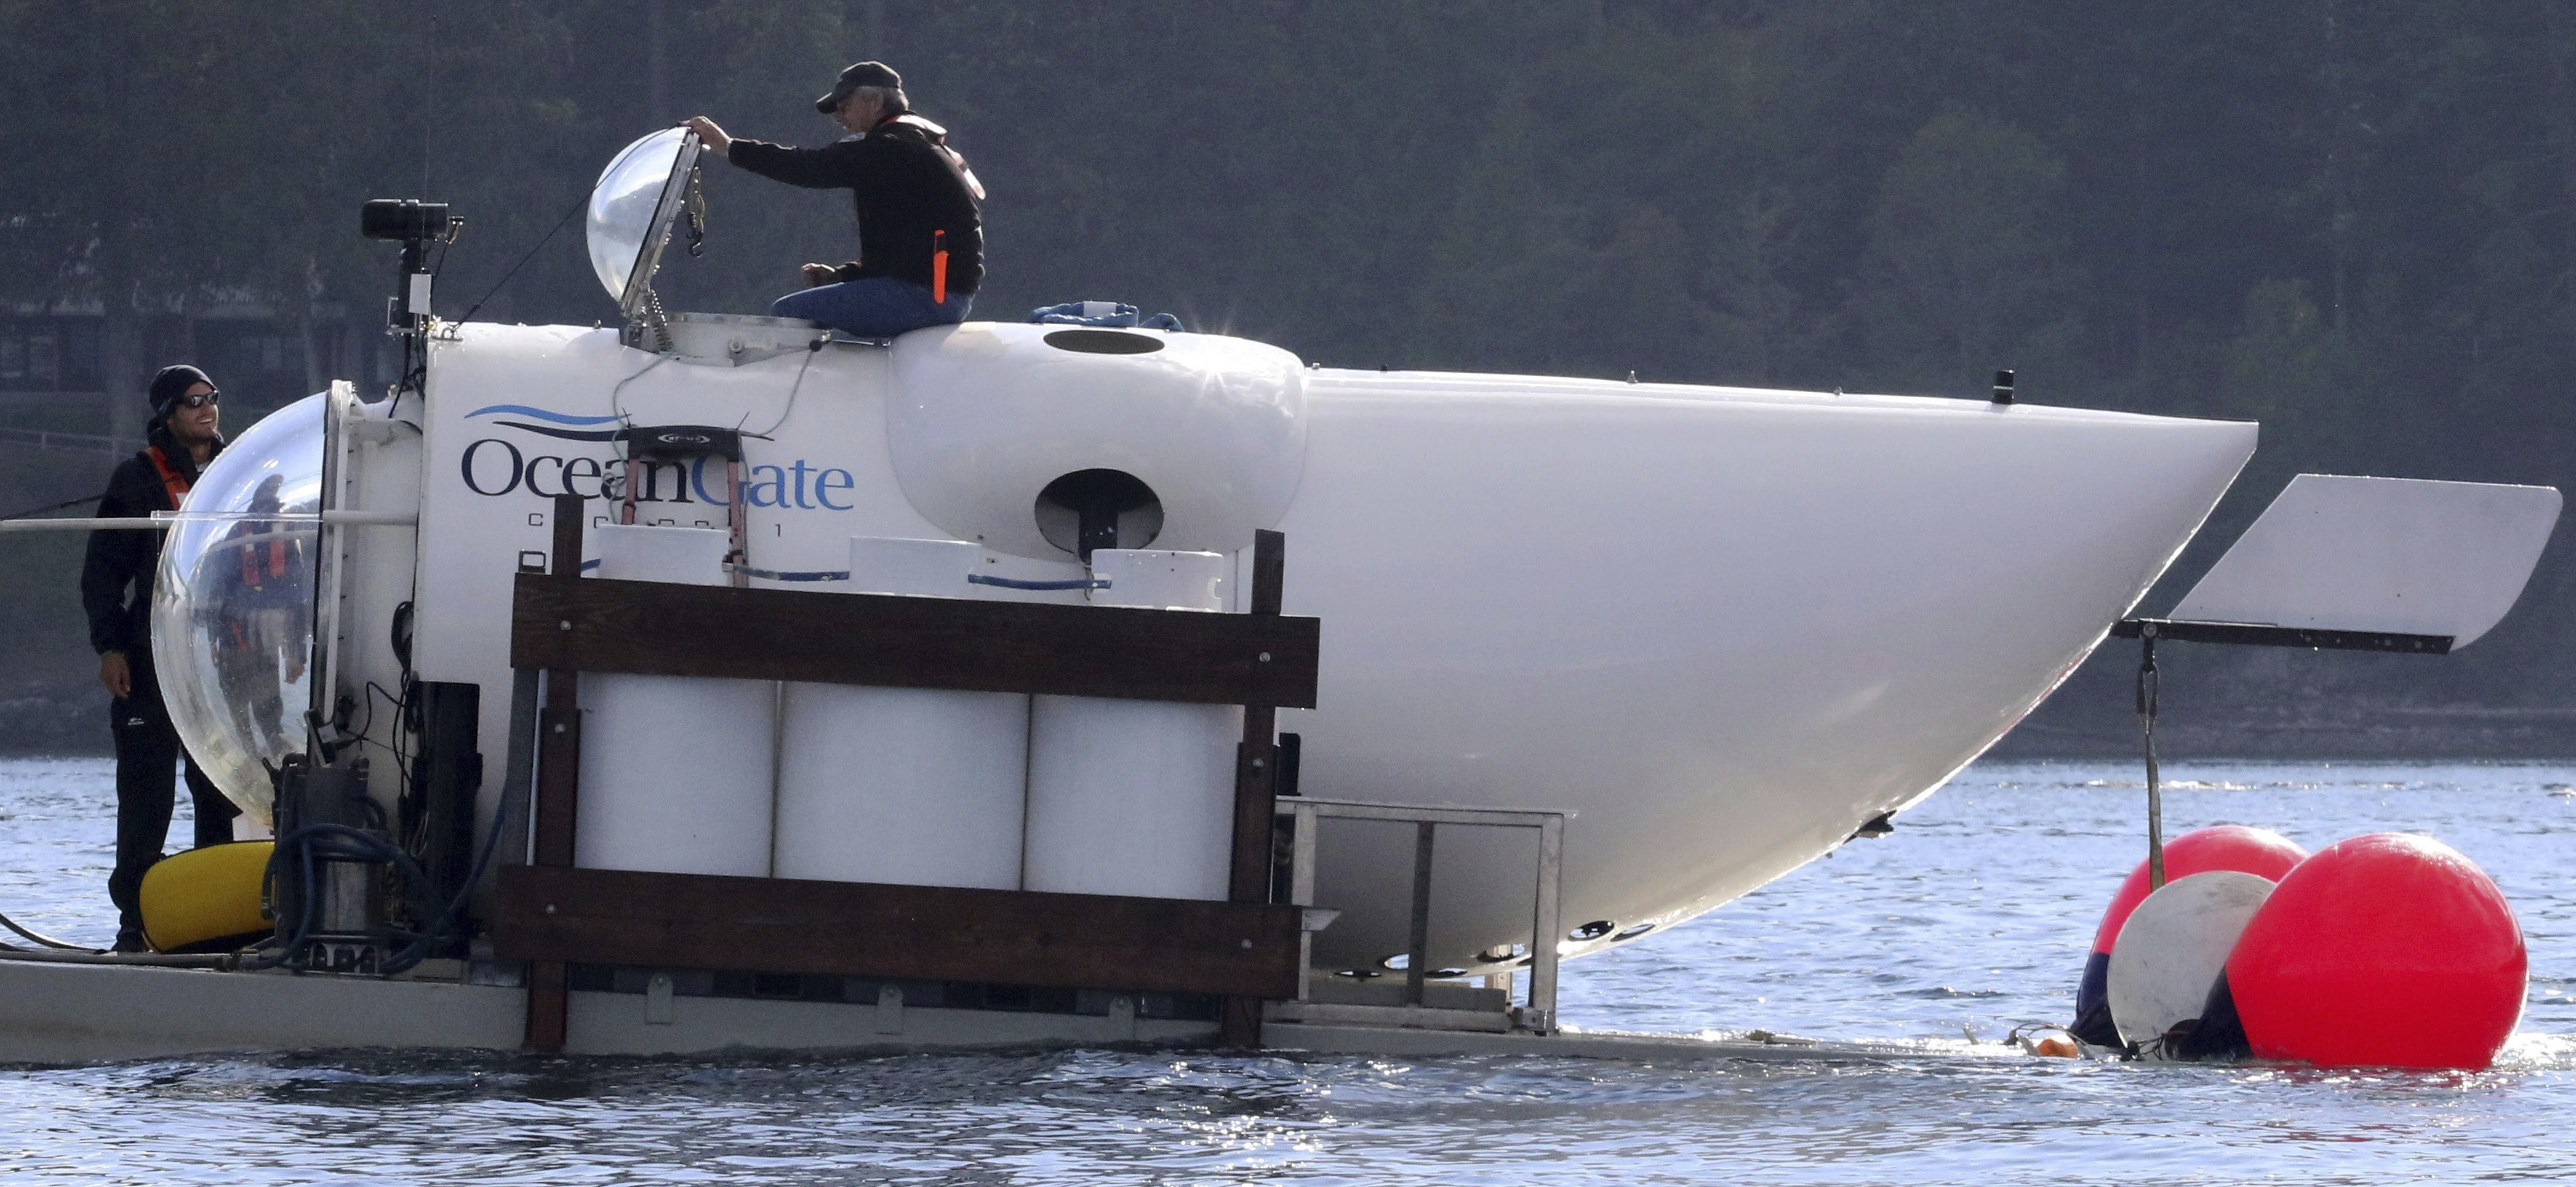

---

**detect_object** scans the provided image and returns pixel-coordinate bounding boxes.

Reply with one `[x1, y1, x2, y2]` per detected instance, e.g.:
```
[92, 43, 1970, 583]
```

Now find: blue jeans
[771, 277, 972, 337]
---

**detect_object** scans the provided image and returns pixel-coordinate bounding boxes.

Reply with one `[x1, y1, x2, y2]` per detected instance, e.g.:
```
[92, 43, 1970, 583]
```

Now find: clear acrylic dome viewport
[152, 393, 322, 824]
[586, 127, 696, 312]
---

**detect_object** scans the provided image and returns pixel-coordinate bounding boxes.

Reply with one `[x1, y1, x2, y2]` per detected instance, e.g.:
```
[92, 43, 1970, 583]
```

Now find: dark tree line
[6, 0, 2576, 753]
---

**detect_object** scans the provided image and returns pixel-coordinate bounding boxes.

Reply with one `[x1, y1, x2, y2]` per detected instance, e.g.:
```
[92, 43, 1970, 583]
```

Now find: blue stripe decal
[465, 404, 624, 425]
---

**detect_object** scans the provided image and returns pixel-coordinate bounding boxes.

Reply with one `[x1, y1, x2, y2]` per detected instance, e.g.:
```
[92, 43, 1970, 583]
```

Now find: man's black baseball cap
[816, 60, 903, 113]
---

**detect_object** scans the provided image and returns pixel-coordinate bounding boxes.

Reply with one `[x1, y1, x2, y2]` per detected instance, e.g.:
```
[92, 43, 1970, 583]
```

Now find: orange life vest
[150, 445, 286, 587]
[143, 446, 191, 509]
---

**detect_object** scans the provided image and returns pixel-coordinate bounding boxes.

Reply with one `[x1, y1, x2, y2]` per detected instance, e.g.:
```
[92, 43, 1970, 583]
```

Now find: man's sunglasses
[171, 391, 219, 409]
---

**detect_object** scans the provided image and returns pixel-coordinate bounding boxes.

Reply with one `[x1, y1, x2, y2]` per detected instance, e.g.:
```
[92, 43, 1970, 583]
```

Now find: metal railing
[0, 509, 417, 535]
[1274, 796, 1569, 1035]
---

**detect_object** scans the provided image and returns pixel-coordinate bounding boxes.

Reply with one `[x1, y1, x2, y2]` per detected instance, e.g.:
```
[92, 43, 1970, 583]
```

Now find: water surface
[2, 758, 2570, 1184]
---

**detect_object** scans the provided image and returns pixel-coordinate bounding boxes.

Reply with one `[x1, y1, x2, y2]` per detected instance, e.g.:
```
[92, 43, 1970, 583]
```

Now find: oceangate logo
[457, 404, 862, 510]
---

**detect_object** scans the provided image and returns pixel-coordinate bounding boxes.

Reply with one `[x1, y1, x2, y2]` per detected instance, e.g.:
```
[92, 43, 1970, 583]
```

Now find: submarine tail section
[1269, 369, 2256, 973]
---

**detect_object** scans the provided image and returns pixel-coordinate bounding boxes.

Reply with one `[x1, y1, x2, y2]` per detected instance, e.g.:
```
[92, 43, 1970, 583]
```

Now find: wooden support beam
[531, 696, 580, 869]
[1223, 529, 1288, 1048]
[492, 866, 1303, 1000]
[509, 573, 1320, 706]
[523, 490, 586, 1053]
[523, 959, 569, 1051]
[534, 492, 587, 869]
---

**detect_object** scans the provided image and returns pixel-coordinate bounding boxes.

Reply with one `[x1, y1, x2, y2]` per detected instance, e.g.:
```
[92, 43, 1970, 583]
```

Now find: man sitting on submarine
[687, 60, 984, 339]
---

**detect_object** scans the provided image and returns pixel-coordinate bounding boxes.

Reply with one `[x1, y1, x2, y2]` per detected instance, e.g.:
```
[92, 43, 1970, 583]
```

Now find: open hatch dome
[586, 127, 703, 348]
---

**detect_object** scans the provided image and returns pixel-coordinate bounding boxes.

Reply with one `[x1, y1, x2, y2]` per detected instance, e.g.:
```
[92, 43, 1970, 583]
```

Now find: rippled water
[3, 757, 2573, 1184]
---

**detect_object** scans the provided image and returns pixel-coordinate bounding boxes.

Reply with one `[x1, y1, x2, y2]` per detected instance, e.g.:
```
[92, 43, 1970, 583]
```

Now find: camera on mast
[359, 198, 459, 335]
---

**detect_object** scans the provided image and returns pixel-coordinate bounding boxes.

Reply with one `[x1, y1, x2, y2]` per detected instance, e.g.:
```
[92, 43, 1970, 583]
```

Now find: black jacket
[81, 423, 221, 658]
[727, 114, 985, 294]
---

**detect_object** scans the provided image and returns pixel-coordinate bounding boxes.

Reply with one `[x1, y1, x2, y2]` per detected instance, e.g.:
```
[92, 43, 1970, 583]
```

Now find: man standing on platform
[82, 363, 240, 951]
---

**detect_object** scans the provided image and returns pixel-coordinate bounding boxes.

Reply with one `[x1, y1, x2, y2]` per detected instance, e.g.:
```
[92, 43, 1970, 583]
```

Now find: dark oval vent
[1043, 329, 1164, 355]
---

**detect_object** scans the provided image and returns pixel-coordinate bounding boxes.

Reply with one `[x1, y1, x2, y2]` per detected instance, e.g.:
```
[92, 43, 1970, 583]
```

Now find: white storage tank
[773, 537, 1029, 889]
[1023, 549, 1239, 900]
[575, 523, 777, 877]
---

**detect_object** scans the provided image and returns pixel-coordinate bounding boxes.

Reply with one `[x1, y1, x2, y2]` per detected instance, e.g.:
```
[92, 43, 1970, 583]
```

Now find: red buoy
[2090, 826, 2309, 953]
[2226, 833, 2526, 1069]
[2073, 825, 2306, 1045]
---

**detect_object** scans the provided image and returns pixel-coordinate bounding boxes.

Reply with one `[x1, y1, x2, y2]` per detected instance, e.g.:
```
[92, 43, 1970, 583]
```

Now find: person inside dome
[209, 474, 309, 762]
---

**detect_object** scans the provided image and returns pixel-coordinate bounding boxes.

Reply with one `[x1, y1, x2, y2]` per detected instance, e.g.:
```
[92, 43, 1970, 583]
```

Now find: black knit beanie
[148, 365, 213, 421]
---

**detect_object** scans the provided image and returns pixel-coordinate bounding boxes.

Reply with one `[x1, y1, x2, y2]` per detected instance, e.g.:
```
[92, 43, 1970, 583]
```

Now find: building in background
[0, 300, 394, 458]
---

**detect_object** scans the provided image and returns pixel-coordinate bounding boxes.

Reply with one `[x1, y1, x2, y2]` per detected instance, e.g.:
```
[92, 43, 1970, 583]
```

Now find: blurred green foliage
[5, 0, 2576, 747]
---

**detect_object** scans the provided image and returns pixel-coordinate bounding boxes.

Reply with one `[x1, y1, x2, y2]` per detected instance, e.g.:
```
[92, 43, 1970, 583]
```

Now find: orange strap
[932, 229, 949, 304]
[143, 446, 191, 510]
[239, 537, 286, 587]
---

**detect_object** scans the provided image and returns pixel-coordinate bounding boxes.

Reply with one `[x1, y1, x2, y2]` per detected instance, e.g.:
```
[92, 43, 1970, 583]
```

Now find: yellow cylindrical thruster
[138, 841, 274, 953]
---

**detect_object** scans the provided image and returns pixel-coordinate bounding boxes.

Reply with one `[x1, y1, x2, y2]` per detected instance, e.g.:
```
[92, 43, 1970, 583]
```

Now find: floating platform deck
[0, 954, 1993, 1067]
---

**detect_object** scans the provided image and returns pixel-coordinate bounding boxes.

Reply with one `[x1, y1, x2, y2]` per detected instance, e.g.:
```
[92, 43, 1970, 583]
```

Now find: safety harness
[151, 444, 288, 591]
[238, 529, 290, 590]
[143, 445, 192, 509]
[885, 113, 982, 304]
[885, 114, 986, 201]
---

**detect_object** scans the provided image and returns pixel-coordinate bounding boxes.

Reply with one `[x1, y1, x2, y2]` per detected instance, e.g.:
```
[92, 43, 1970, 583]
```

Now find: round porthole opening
[1568, 920, 1617, 941]
[1035, 468, 1162, 561]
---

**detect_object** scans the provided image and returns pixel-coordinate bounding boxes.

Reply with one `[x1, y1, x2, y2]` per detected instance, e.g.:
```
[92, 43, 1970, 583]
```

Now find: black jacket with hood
[727, 112, 985, 294]
[81, 422, 224, 661]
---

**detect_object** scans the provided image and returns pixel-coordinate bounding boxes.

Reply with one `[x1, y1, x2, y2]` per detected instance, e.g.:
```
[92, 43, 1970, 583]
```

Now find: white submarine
[145, 128, 2256, 989]
[12, 126, 2524, 1062]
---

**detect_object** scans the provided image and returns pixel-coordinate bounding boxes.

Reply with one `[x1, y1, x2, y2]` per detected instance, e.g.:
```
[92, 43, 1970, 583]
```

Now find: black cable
[242, 754, 512, 976]
[356, 680, 395, 743]
[245, 821, 442, 972]
[739, 335, 828, 438]
[0, 494, 102, 522]
[361, 680, 415, 806]
[242, 840, 322, 970]
[606, 351, 672, 434]
[379, 769, 517, 976]
[430, 221, 460, 279]
[455, 187, 591, 327]
[0, 906, 91, 951]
